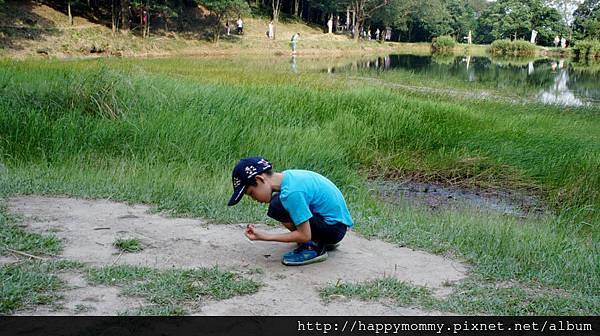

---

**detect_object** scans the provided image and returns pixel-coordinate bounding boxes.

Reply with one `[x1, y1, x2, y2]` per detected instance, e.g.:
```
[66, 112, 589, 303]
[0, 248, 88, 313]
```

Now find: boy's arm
[246, 222, 311, 243]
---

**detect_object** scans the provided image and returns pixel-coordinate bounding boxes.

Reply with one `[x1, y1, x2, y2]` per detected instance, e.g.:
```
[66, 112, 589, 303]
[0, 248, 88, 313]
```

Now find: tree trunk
[146, 12, 150, 37]
[272, 0, 281, 23]
[68, 2, 73, 26]
[111, 0, 117, 34]
[121, 0, 129, 33]
[294, 0, 299, 17]
[140, 7, 144, 36]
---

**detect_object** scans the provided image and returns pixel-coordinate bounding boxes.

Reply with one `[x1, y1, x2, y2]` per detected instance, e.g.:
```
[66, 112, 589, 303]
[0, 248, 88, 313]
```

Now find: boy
[227, 157, 353, 266]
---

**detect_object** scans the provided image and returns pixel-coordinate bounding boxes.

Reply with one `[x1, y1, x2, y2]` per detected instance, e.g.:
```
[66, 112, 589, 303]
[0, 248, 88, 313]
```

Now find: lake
[308, 54, 600, 107]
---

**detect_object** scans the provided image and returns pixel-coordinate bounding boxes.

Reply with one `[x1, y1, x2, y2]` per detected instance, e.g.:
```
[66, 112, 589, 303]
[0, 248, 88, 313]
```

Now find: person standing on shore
[268, 21, 274, 39]
[236, 17, 243, 35]
[290, 32, 300, 54]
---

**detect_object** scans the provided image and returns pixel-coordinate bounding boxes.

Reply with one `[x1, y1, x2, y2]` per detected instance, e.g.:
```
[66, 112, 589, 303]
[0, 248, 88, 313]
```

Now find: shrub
[573, 40, 600, 60]
[489, 39, 537, 56]
[431, 35, 456, 54]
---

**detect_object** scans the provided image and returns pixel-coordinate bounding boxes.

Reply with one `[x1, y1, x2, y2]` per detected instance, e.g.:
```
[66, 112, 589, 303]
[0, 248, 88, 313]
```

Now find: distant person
[290, 32, 300, 54]
[560, 37, 566, 48]
[227, 157, 353, 266]
[268, 21, 274, 39]
[226, 21, 231, 36]
[367, 28, 371, 40]
[327, 17, 333, 34]
[375, 28, 380, 40]
[236, 17, 243, 35]
[554, 35, 559, 48]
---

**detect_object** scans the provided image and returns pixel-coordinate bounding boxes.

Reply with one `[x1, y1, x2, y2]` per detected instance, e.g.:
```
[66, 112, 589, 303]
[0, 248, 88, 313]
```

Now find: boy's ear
[255, 174, 265, 184]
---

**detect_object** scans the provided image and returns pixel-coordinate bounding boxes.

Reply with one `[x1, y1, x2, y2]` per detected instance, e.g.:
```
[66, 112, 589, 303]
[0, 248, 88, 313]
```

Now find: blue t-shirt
[279, 170, 354, 227]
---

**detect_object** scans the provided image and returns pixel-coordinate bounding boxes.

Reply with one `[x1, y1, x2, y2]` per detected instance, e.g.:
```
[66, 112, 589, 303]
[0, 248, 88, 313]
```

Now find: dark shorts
[267, 193, 347, 246]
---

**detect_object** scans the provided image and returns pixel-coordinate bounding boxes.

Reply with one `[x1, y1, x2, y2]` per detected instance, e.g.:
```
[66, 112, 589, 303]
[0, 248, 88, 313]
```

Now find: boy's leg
[268, 193, 328, 265]
[268, 192, 347, 248]
[308, 215, 347, 251]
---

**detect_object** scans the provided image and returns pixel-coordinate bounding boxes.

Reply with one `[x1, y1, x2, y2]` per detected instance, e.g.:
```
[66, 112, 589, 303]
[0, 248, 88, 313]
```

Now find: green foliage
[113, 238, 143, 252]
[572, 0, 600, 40]
[476, 0, 567, 46]
[573, 40, 600, 60]
[200, 0, 249, 42]
[321, 276, 600, 315]
[120, 305, 187, 316]
[446, 0, 478, 41]
[489, 39, 538, 56]
[0, 260, 83, 314]
[86, 265, 260, 314]
[0, 210, 61, 256]
[0, 58, 598, 315]
[431, 35, 455, 54]
[320, 277, 435, 306]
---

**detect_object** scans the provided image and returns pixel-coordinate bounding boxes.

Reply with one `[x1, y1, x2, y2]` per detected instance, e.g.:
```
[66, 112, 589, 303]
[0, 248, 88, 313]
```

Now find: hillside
[0, 0, 412, 58]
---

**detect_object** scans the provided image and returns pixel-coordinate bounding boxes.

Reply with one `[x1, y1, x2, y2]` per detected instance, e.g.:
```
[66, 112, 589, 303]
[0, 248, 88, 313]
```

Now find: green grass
[0, 260, 84, 314]
[0, 56, 598, 315]
[113, 238, 143, 253]
[0, 208, 62, 256]
[119, 304, 187, 316]
[320, 276, 599, 315]
[86, 265, 261, 315]
[321, 277, 435, 307]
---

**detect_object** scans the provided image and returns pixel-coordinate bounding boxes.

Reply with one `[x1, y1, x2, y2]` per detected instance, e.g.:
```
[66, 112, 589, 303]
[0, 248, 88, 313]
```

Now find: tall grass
[573, 40, 600, 61]
[1, 58, 596, 224]
[490, 39, 538, 56]
[0, 57, 598, 303]
[431, 35, 456, 54]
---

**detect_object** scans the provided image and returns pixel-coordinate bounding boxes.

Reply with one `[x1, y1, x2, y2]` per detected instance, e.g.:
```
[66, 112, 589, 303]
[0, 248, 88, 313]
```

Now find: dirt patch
[371, 180, 544, 217]
[6, 196, 467, 315]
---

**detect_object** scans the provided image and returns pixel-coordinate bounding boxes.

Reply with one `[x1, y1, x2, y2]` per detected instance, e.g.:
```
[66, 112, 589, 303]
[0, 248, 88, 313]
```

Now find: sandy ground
[6, 196, 467, 315]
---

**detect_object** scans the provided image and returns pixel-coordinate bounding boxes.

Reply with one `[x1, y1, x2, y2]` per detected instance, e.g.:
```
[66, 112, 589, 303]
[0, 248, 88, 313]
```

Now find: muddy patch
[371, 180, 544, 216]
[6, 196, 468, 315]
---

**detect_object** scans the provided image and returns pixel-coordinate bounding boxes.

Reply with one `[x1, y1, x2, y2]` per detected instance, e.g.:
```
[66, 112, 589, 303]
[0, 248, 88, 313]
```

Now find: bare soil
[6, 196, 467, 315]
[371, 180, 544, 217]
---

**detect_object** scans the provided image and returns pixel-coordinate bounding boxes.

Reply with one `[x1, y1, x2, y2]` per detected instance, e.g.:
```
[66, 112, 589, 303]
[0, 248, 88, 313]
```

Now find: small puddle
[371, 180, 545, 217]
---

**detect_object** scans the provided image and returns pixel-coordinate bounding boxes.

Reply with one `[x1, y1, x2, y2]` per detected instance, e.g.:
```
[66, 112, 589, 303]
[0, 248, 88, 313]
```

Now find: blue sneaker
[282, 241, 328, 266]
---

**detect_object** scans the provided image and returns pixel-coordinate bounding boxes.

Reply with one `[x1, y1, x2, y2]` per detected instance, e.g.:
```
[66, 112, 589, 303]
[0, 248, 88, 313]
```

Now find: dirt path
[7, 196, 467, 315]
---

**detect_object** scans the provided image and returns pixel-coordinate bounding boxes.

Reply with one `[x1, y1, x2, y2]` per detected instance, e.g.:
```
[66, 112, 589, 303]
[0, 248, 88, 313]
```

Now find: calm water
[314, 55, 600, 107]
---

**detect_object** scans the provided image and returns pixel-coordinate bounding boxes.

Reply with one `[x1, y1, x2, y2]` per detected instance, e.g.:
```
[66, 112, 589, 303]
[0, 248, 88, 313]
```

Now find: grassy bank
[0, 57, 598, 314]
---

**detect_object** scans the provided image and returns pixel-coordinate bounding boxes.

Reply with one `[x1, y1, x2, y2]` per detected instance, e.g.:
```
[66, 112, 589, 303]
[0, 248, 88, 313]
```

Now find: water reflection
[290, 55, 298, 74]
[316, 54, 600, 106]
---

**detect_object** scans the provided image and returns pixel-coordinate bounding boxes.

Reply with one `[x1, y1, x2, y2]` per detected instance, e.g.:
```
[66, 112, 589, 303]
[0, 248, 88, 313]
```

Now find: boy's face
[244, 175, 272, 204]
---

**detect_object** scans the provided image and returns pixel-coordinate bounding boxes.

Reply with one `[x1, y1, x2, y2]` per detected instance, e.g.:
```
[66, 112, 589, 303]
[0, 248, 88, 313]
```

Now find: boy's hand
[245, 224, 262, 241]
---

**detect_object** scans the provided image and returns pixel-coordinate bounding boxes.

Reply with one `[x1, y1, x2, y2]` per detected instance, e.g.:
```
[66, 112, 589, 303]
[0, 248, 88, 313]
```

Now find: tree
[530, 1, 568, 45]
[548, 0, 583, 27]
[572, 0, 600, 39]
[350, 0, 389, 40]
[447, 0, 478, 41]
[68, 1, 74, 25]
[370, 0, 415, 34]
[272, 0, 282, 22]
[121, 0, 130, 33]
[201, 0, 249, 42]
[475, 0, 569, 45]
[400, 0, 453, 42]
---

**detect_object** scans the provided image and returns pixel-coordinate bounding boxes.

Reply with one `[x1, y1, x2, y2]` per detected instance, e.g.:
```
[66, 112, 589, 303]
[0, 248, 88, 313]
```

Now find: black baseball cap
[227, 156, 273, 206]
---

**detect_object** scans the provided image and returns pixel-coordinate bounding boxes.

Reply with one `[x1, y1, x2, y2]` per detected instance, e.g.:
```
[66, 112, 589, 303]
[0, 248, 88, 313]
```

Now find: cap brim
[227, 185, 247, 206]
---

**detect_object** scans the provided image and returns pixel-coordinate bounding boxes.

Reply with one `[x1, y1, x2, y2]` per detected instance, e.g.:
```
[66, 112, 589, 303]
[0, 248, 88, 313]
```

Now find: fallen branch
[2, 246, 47, 260]
[110, 251, 123, 266]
